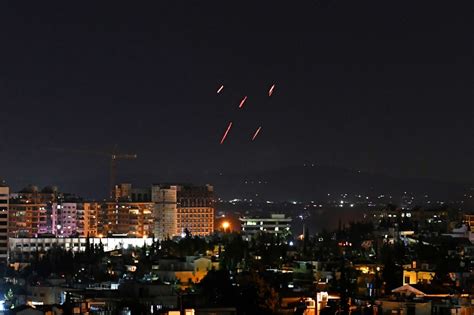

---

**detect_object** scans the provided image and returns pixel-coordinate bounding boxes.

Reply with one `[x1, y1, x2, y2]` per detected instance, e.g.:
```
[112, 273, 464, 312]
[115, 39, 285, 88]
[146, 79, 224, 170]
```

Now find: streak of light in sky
[220, 122, 233, 144]
[238, 96, 248, 108]
[251, 126, 262, 141]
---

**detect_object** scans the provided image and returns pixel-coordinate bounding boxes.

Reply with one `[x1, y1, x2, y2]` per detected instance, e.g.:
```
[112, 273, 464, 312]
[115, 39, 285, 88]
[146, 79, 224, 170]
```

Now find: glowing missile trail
[238, 96, 248, 108]
[220, 122, 233, 144]
[268, 84, 275, 96]
[217, 85, 224, 94]
[251, 126, 262, 141]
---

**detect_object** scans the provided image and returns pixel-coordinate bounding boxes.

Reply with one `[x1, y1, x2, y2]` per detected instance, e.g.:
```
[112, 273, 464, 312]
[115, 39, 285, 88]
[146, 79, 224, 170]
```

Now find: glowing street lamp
[222, 221, 230, 232]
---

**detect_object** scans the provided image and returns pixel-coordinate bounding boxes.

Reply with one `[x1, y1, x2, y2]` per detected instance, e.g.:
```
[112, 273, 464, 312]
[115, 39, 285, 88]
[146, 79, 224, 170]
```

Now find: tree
[237, 271, 280, 315]
[220, 232, 248, 271]
[198, 269, 235, 307]
[380, 244, 402, 292]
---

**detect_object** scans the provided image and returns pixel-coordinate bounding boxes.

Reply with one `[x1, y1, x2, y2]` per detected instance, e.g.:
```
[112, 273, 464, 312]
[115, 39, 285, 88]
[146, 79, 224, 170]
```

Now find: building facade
[152, 184, 215, 239]
[8, 198, 47, 237]
[240, 213, 292, 241]
[79, 202, 99, 236]
[176, 185, 214, 237]
[52, 202, 79, 237]
[98, 201, 153, 237]
[50, 201, 99, 237]
[8, 237, 154, 261]
[8, 186, 62, 237]
[0, 185, 9, 261]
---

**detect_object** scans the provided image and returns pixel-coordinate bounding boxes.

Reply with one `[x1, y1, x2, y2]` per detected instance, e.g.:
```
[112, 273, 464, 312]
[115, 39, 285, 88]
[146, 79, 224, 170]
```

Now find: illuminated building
[152, 256, 219, 289]
[51, 200, 98, 237]
[0, 185, 9, 261]
[402, 261, 435, 285]
[239, 213, 292, 241]
[79, 202, 99, 236]
[175, 185, 214, 237]
[464, 214, 474, 231]
[152, 184, 214, 239]
[8, 185, 65, 237]
[52, 202, 79, 237]
[8, 237, 154, 260]
[8, 197, 47, 237]
[98, 201, 153, 237]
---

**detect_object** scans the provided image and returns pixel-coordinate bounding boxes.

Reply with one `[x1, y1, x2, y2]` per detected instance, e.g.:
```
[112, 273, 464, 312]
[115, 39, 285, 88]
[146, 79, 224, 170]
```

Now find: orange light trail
[238, 96, 248, 108]
[251, 126, 262, 141]
[217, 85, 224, 94]
[220, 122, 233, 144]
[268, 84, 275, 96]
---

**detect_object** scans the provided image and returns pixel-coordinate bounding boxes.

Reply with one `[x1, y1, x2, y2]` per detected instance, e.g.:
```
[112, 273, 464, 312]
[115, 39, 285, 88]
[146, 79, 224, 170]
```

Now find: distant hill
[197, 165, 471, 203]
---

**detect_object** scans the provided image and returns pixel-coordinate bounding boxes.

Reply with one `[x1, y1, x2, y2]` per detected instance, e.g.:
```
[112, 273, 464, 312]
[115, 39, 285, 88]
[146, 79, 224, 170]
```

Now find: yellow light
[222, 221, 230, 230]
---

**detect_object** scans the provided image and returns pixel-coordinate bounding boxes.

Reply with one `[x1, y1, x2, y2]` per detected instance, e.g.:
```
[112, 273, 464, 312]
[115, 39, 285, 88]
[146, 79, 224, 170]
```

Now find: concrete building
[8, 237, 154, 261]
[175, 185, 214, 237]
[79, 202, 99, 236]
[152, 185, 178, 239]
[8, 186, 63, 237]
[98, 201, 153, 237]
[8, 198, 47, 237]
[152, 256, 219, 288]
[152, 184, 214, 239]
[112, 183, 132, 201]
[113, 183, 152, 202]
[0, 185, 9, 261]
[47, 200, 99, 237]
[402, 261, 435, 285]
[240, 213, 292, 241]
[52, 202, 78, 237]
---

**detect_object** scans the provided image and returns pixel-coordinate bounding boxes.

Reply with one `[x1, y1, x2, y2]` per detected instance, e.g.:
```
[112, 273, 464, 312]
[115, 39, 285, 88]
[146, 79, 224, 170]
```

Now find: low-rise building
[152, 256, 218, 288]
[8, 237, 154, 261]
[402, 262, 435, 285]
[240, 213, 292, 241]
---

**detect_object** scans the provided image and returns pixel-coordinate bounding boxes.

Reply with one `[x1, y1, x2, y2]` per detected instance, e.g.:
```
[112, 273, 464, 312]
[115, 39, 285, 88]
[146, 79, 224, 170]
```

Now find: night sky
[0, 1, 472, 198]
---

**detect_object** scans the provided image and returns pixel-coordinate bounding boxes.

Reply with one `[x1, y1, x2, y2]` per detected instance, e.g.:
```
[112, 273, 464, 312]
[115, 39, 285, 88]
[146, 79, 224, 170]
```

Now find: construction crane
[48, 145, 137, 200]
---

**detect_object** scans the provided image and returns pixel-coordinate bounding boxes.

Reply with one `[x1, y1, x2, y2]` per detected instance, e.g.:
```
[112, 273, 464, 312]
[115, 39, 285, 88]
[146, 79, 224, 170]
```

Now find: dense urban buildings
[1, 181, 474, 314]
[0, 183, 215, 241]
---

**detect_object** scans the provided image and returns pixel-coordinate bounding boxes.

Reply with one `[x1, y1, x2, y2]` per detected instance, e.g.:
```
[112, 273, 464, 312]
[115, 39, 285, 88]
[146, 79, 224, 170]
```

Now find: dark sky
[0, 1, 472, 198]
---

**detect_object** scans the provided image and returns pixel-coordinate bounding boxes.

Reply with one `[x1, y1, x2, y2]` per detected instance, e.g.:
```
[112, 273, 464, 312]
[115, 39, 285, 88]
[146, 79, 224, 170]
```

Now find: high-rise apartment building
[0, 185, 9, 261]
[48, 200, 100, 237]
[152, 185, 178, 239]
[8, 198, 47, 237]
[152, 184, 214, 239]
[176, 185, 214, 237]
[52, 202, 79, 237]
[79, 202, 99, 237]
[9, 185, 61, 237]
[98, 201, 153, 237]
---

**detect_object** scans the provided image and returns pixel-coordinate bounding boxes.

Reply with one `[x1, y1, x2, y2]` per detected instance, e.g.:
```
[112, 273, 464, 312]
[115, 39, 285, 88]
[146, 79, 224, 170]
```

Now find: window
[405, 276, 410, 284]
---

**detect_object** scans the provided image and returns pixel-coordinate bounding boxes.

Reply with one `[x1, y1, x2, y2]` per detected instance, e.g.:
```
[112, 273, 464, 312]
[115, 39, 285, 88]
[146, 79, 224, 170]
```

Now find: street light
[222, 221, 230, 232]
